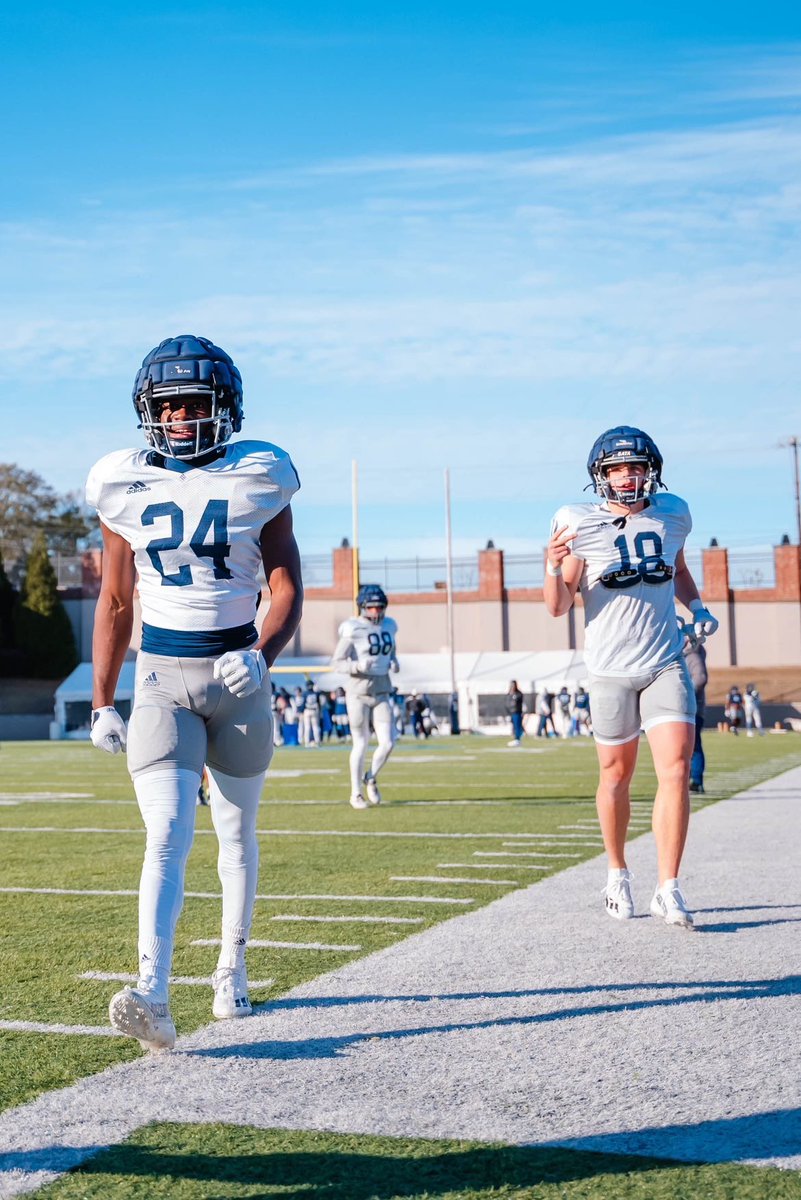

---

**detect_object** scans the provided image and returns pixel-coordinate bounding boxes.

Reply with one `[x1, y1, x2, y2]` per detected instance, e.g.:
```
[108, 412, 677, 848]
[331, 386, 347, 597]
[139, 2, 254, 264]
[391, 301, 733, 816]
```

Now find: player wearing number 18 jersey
[331, 584, 399, 809]
[86, 335, 303, 1051]
[545, 427, 718, 931]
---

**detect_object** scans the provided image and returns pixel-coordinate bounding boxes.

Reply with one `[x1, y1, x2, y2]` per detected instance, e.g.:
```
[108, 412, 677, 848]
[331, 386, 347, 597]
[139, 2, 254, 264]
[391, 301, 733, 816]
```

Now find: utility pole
[779, 437, 801, 546]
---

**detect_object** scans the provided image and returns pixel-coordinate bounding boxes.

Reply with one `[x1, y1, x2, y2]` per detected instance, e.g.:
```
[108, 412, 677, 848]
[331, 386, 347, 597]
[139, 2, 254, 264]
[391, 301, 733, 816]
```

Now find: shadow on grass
[29, 1129, 714, 1198]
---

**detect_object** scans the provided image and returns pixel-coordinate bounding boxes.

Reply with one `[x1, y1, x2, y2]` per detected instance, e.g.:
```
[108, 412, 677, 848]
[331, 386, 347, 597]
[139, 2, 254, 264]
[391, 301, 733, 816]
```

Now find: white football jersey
[551, 493, 691, 677]
[86, 440, 299, 636]
[333, 615, 398, 677]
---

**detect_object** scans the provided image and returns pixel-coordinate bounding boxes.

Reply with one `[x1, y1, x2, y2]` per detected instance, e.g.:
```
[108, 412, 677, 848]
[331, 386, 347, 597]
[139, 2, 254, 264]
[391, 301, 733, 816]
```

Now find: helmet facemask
[362, 604, 386, 626]
[136, 383, 235, 460]
[593, 456, 660, 505]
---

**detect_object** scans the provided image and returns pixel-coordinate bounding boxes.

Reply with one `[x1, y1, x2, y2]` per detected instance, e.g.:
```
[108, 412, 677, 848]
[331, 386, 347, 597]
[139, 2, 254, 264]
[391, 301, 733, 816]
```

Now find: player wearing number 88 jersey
[86, 334, 303, 1050]
[331, 586, 399, 809]
[545, 426, 718, 932]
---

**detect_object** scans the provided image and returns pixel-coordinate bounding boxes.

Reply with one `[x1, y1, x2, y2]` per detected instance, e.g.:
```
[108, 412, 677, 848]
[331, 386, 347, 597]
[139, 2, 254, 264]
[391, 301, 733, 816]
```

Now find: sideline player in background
[87, 334, 302, 1051]
[331, 584, 399, 809]
[545, 426, 718, 930]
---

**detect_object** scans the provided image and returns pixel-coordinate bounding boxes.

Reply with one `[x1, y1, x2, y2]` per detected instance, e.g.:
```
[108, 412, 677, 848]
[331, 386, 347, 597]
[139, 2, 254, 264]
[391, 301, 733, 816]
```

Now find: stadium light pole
[351, 458, 360, 613]
[444, 467, 457, 704]
[782, 436, 801, 547]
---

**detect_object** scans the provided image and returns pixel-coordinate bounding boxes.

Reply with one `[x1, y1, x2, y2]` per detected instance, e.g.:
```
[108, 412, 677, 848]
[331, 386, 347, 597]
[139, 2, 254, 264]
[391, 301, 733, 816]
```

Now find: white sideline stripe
[391, 876, 518, 886]
[78, 972, 273, 987]
[437, 863, 548, 871]
[0, 826, 599, 841]
[474, 851, 582, 860]
[0, 886, 472, 905]
[192, 938, 362, 952]
[0, 1020, 123, 1038]
[270, 915, 425, 925]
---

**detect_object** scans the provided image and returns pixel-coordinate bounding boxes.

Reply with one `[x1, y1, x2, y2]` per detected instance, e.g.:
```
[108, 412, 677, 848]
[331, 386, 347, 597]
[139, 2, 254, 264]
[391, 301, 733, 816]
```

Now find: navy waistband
[141, 622, 258, 658]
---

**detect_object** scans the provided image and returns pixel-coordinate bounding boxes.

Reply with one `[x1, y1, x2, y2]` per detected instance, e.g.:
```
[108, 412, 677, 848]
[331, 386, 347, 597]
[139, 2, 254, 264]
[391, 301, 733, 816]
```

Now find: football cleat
[350, 792, 370, 810]
[212, 966, 252, 1020]
[363, 773, 382, 806]
[109, 984, 176, 1052]
[602, 869, 635, 920]
[650, 880, 695, 930]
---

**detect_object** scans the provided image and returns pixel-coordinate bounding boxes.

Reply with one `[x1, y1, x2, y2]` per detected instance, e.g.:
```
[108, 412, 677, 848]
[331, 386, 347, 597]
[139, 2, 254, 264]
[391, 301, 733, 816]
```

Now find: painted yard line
[192, 938, 362, 952]
[78, 972, 274, 987]
[437, 863, 548, 871]
[390, 876, 519, 886]
[0, 793, 93, 800]
[0, 826, 609, 841]
[501, 834, 603, 842]
[269, 915, 425, 925]
[0, 1020, 122, 1037]
[502, 840, 602, 848]
[0, 886, 473, 905]
[474, 851, 583, 860]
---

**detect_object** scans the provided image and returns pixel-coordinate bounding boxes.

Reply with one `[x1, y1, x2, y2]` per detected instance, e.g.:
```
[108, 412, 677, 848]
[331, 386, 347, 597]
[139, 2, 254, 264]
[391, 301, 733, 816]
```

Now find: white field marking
[483, 748, 547, 754]
[192, 938, 362, 953]
[0, 827, 605, 842]
[269, 914, 425, 925]
[0, 886, 473, 905]
[474, 851, 583, 860]
[268, 770, 339, 777]
[388, 800, 506, 807]
[391, 876, 518, 886]
[501, 834, 603, 841]
[437, 863, 548, 871]
[501, 839, 602, 846]
[0, 1020, 123, 1037]
[0, 793, 93, 800]
[387, 755, 477, 764]
[78, 972, 274, 987]
[0, 801, 19, 806]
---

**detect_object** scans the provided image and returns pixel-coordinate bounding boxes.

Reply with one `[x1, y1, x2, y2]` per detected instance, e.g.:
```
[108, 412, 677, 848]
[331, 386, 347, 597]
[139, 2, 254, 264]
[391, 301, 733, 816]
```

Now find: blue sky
[3, 2, 801, 559]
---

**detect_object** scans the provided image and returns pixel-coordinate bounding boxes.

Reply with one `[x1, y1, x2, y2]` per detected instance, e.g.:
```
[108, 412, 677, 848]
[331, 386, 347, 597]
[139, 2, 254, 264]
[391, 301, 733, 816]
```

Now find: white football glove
[213, 649, 266, 698]
[689, 600, 719, 641]
[90, 707, 127, 754]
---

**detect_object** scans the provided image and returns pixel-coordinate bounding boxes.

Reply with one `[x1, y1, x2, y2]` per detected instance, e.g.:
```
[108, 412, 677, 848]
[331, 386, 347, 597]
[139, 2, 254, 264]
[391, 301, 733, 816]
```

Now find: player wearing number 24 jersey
[331, 584, 400, 810]
[86, 334, 303, 1053]
[545, 426, 718, 933]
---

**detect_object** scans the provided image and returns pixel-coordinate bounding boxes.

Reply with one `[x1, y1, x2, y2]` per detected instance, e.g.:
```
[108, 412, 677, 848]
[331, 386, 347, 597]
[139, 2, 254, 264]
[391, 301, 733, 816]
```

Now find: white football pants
[301, 709, 321, 745]
[134, 765, 265, 996]
[346, 694, 396, 797]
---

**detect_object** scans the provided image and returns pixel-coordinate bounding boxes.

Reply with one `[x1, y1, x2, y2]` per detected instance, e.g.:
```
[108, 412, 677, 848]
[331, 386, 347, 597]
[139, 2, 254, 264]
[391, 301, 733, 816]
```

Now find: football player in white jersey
[86, 335, 303, 1051]
[545, 426, 718, 930]
[331, 584, 399, 809]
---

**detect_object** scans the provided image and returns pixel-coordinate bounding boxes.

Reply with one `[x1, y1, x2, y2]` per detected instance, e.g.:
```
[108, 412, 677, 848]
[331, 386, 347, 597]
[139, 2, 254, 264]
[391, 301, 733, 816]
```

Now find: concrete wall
[66, 541, 801, 668]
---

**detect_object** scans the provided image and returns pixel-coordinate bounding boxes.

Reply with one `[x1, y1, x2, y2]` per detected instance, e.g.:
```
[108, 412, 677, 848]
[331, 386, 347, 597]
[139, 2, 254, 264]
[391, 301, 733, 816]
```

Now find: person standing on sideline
[87, 334, 302, 1052]
[300, 679, 322, 747]
[682, 629, 708, 794]
[331, 583, 399, 809]
[744, 684, 764, 737]
[506, 680, 525, 746]
[545, 426, 718, 929]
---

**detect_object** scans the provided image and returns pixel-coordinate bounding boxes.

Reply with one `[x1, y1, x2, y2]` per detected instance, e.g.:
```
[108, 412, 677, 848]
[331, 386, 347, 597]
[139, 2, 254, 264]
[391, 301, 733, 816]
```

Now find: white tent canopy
[51, 652, 586, 738]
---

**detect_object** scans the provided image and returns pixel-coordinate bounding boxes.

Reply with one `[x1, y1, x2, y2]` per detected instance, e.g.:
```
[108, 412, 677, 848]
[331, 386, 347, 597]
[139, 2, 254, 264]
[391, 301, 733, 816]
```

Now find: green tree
[16, 533, 78, 679]
[0, 464, 60, 585]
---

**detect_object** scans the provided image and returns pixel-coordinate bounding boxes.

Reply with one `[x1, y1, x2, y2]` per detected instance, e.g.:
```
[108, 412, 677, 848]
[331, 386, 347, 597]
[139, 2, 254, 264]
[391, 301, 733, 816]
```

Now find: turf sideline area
[0, 765, 799, 1196]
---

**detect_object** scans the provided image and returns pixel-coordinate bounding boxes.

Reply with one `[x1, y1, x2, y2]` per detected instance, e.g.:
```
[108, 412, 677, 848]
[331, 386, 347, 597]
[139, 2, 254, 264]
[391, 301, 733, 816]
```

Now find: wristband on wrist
[689, 598, 704, 613]
[546, 560, 563, 578]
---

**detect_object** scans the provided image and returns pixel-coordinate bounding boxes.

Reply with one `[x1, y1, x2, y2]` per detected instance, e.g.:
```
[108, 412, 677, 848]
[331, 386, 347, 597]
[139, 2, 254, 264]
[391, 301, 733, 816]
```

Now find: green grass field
[1, 730, 800, 1198]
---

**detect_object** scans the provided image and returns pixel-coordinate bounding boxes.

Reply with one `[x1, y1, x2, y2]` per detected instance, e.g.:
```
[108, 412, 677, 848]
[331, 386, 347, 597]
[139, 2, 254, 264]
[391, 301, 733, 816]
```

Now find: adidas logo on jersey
[126, 481, 151, 494]
[143, 671, 159, 687]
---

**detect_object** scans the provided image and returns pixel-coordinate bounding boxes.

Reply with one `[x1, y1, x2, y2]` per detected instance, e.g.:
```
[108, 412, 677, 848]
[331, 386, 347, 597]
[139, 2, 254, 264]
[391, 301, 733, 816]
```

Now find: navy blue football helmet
[587, 426, 664, 504]
[357, 583, 388, 623]
[132, 334, 243, 459]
